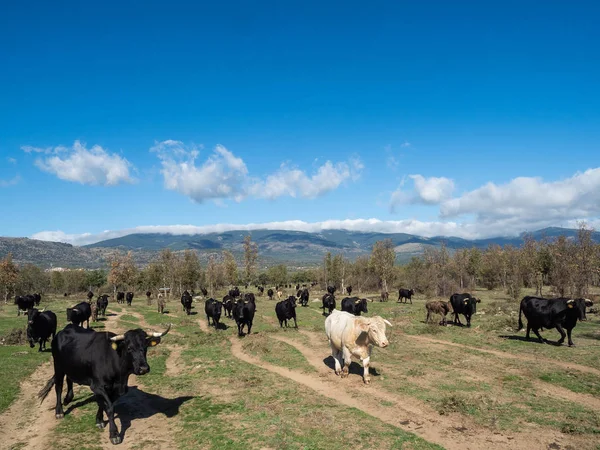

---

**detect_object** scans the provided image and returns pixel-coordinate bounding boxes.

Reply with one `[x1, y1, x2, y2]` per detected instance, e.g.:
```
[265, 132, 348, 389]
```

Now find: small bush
[0, 328, 27, 346]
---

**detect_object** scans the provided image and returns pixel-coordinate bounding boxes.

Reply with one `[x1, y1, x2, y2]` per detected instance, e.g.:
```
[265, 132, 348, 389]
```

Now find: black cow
[327, 286, 336, 295]
[222, 295, 234, 318]
[398, 288, 415, 304]
[518, 296, 593, 347]
[116, 292, 125, 304]
[321, 294, 336, 316]
[346, 286, 352, 296]
[38, 323, 170, 445]
[27, 308, 57, 352]
[275, 296, 297, 328]
[258, 286, 264, 296]
[244, 292, 256, 304]
[97, 295, 109, 317]
[200, 287, 208, 297]
[181, 291, 193, 315]
[341, 297, 369, 316]
[66, 302, 92, 328]
[125, 292, 134, 306]
[298, 288, 309, 307]
[233, 298, 255, 336]
[229, 287, 241, 298]
[205, 298, 223, 329]
[449, 293, 480, 327]
[267, 289, 274, 300]
[87, 291, 94, 302]
[34, 293, 42, 306]
[15, 295, 35, 316]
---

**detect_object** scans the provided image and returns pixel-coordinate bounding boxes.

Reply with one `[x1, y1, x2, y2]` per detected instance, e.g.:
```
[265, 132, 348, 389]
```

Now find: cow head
[66, 307, 74, 321]
[569, 299, 588, 321]
[359, 317, 392, 348]
[110, 324, 170, 375]
[355, 298, 368, 314]
[409, 289, 415, 296]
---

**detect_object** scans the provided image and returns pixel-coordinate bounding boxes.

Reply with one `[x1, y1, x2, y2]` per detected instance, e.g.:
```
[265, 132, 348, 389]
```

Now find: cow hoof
[110, 436, 122, 445]
[364, 378, 371, 385]
[568, 343, 575, 347]
[96, 422, 106, 429]
[55, 413, 64, 419]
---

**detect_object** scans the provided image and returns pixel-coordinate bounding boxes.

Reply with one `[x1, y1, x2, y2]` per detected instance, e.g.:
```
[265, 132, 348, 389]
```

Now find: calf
[15, 295, 35, 316]
[341, 297, 369, 316]
[34, 293, 42, 306]
[346, 286, 353, 296]
[87, 291, 94, 302]
[116, 292, 125, 304]
[27, 308, 57, 352]
[222, 295, 234, 318]
[181, 291, 193, 315]
[66, 302, 92, 328]
[38, 323, 170, 445]
[267, 289, 274, 300]
[277, 290, 283, 300]
[321, 293, 336, 316]
[126, 292, 134, 306]
[97, 295, 109, 317]
[325, 310, 392, 384]
[299, 288, 309, 307]
[233, 298, 255, 336]
[518, 296, 593, 347]
[380, 291, 389, 302]
[449, 293, 480, 327]
[275, 296, 297, 328]
[398, 288, 415, 304]
[205, 298, 223, 329]
[425, 300, 451, 325]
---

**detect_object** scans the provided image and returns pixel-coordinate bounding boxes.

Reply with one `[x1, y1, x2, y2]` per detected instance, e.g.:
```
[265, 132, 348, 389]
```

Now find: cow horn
[72, 308, 79, 312]
[110, 334, 125, 342]
[383, 319, 393, 327]
[147, 323, 171, 338]
[566, 299, 575, 304]
[40, 308, 45, 312]
[584, 298, 593, 307]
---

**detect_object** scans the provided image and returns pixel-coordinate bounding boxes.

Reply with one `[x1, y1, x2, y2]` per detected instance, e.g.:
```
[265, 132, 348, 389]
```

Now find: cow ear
[147, 337, 161, 347]
[358, 322, 370, 333]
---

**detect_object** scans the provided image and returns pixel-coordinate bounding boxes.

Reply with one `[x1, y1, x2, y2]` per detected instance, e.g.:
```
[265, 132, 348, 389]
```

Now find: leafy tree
[0, 253, 19, 303]
[86, 269, 107, 290]
[178, 250, 202, 291]
[223, 251, 239, 286]
[16, 264, 49, 295]
[369, 240, 396, 293]
[267, 264, 288, 287]
[50, 271, 65, 294]
[243, 235, 258, 284]
[108, 251, 137, 296]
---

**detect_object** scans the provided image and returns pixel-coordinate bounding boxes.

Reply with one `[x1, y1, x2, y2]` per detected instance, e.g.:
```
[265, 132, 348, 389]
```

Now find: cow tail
[38, 375, 55, 404]
[517, 303, 524, 331]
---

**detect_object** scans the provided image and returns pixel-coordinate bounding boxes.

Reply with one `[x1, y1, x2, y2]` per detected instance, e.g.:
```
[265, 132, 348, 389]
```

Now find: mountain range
[1, 227, 598, 269]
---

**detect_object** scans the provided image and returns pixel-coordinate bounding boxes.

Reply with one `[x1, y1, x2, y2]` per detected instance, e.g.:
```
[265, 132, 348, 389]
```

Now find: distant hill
[2, 227, 599, 269]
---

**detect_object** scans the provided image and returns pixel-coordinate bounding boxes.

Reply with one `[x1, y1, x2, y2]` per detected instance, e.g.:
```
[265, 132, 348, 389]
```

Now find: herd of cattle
[6, 285, 596, 446]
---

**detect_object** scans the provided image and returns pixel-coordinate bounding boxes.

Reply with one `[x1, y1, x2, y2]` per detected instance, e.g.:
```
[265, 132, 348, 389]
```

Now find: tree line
[1, 226, 598, 302]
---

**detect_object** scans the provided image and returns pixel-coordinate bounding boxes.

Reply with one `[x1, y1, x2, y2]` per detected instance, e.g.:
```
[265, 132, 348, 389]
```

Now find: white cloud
[152, 141, 362, 203]
[0, 175, 20, 187]
[30, 141, 135, 186]
[390, 174, 455, 209]
[7, 157, 17, 164]
[400, 142, 411, 148]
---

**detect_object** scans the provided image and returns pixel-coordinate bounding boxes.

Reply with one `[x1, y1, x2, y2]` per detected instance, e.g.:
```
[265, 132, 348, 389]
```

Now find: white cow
[325, 310, 392, 384]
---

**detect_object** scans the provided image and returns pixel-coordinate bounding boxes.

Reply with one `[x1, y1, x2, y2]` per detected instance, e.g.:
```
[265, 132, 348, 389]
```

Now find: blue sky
[1, 1, 600, 244]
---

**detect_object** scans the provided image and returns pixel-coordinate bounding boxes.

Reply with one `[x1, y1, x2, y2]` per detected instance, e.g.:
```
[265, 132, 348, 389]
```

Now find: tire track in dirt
[230, 336, 526, 450]
[405, 334, 600, 376]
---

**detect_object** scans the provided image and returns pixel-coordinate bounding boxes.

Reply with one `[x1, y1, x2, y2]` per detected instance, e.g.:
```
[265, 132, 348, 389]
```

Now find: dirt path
[405, 334, 600, 376]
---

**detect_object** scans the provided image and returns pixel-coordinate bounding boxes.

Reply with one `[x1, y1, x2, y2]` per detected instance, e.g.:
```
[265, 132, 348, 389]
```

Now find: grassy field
[0, 287, 599, 449]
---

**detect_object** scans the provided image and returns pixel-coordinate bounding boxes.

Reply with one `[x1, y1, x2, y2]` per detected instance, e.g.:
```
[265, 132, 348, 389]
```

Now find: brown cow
[157, 294, 166, 314]
[425, 300, 451, 325]
[380, 291, 389, 302]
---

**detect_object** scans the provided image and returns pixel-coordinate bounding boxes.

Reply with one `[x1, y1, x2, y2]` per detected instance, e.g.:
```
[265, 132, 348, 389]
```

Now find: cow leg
[95, 395, 106, 428]
[247, 320, 253, 335]
[54, 372, 65, 418]
[532, 327, 545, 343]
[293, 316, 297, 328]
[361, 356, 371, 384]
[39, 340, 44, 352]
[63, 378, 74, 405]
[409, 297, 412, 304]
[525, 324, 531, 340]
[555, 324, 566, 345]
[341, 347, 352, 378]
[426, 310, 431, 323]
[96, 389, 120, 444]
[330, 345, 342, 376]
[465, 314, 471, 328]
[566, 328, 575, 347]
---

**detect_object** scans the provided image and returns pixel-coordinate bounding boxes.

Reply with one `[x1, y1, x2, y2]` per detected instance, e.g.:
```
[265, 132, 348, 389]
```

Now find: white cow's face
[366, 317, 391, 348]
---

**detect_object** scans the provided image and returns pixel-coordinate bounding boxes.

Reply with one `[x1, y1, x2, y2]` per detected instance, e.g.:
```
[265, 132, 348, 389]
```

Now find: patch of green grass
[0, 346, 49, 413]
[242, 335, 315, 373]
[538, 370, 600, 397]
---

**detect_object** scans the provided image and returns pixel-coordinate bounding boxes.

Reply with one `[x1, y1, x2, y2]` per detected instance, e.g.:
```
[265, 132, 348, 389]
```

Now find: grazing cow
[275, 296, 297, 328]
[267, 289, 274, 300]
[321, 294, 336, 316]
[398, 288, 415, 304]
[425, 301, 451, 325]
[299, 288, 309, 307]
[15, 295, 35, 316]
[97, 295, 109, 317]
[327, 286, 336, 295]
[146, 290, 152, 305]
[233, 298, 256, 336]
[66, 302, 92, 328]
[341, 297, 369, 316]
[325, 310, 392, 384]
[126, 292, 134, 306]
[87, 291, 94, 302]
[229, 287, 241, 298]
[205, 298, 223, 329]
[116, 292, 125, 304]
[449, 293, 480, 327]
[157, 295, 166, 314]
[27, 308, 57, 352]
[380, 291, 389, 302]
[181, 291, 193, 315]
[38, 323, 170, 445]
[91, 302, 99, 322]
[346, 286, 353, 296]
[200, 287, 208, 297]
[34, 293, 42, 306]
[222, 295, 234, 318]
[518, 296, 593, 347]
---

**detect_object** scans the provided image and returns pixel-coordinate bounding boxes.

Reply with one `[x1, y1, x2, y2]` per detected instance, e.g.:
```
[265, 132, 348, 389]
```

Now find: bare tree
[243, 235, 258, 284]
[370, 239, 396, 293]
